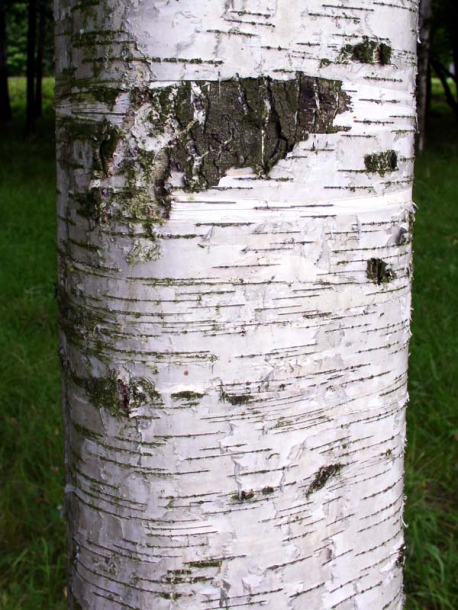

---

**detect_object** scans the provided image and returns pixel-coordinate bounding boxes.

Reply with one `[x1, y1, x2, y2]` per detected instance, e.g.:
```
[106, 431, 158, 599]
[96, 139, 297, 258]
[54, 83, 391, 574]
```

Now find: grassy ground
[0, 79, 66, 610]
[0, 78, 457, 609]
[404, 83, 458, 609]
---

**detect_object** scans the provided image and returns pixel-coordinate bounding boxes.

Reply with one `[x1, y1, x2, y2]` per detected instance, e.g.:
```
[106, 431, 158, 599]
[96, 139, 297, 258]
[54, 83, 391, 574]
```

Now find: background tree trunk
[416, 0, 433, 154]
[0, 1, 12, 122]
[25, 0, 37, 134]
[34, 0, 47, 119]
[55, 1, 418, 608]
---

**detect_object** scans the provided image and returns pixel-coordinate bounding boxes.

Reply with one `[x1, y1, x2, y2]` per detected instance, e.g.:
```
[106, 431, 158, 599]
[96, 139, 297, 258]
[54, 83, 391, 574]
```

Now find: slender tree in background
[34, 0, 48, 118]
[0, 0, 12, 122]
[427, 0, 458, 123]
[25, 0, 37, 133]
[55, 0, 418, 608]
[417, 0, 433, 153]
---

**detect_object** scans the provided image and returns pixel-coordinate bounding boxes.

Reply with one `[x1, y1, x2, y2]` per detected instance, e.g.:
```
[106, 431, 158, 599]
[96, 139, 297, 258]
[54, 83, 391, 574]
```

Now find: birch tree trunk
[55, 1, 418, 608]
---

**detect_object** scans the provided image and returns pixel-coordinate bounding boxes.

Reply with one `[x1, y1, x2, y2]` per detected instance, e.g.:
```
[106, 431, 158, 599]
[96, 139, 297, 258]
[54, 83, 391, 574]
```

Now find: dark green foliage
[5, 0, 53, 77]
[5, 1, 28, 76]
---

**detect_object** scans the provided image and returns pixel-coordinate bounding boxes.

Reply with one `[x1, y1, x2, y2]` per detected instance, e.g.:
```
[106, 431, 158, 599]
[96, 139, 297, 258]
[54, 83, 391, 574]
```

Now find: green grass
[0, 77, 457, 609]
[0, 78, 66, 610]
[404, 88, 458, 609]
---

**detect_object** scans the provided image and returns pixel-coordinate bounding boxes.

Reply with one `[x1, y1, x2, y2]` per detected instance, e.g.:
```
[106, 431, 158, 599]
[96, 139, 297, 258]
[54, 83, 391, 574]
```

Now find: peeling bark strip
[55, 0, 418, 608]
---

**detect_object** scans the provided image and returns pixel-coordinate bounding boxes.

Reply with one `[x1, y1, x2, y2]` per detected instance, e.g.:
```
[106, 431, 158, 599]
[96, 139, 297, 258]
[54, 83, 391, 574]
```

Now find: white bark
[55, 1, 418, 608]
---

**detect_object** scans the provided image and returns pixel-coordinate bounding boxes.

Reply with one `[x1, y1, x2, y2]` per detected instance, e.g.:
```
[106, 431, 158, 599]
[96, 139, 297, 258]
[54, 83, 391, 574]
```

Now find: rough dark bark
[0, 1, 11, 122]
[64, 74, 351, 225]
[130, 75, 350, 213]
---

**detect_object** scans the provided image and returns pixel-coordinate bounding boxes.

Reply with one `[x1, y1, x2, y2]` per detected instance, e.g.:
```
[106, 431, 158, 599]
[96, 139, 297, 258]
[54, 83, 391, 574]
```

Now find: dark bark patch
[73, 188, 103, 220]
[171, 391, 205, 401]
[59, 118, 120, 174]
[396, 542, 407, 567]
[364, 150, 398, 175]
[367, 258, 396, 285]
[61, 75, 351, 226]
[262, 486, 275, 495]
[61, 74, 351, 226]
[87, 85, 122, 109]
[81, 373, 162, 416]
[341, 37, 392, 65]
[221, 392, 253, 406]
[158, 592, 182, 600]
[99, 130, 119, 176]
[307, 464, 343, 496]
[188, 559, 223, 569]
[131, 73, 351, 197]
[232, 490, 255, 502]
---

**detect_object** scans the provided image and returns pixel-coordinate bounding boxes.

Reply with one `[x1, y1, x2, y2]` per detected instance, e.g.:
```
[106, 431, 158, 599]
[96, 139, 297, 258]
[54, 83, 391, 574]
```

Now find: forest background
[0, 0, 457, 608]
